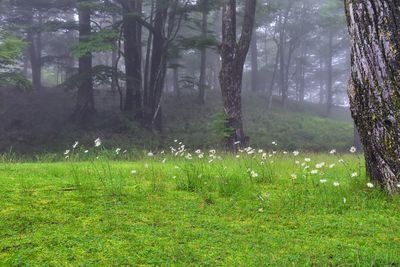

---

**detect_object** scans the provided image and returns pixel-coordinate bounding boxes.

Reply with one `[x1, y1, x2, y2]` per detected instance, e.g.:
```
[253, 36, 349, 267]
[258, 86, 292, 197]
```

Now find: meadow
[0, 140, 400, 266]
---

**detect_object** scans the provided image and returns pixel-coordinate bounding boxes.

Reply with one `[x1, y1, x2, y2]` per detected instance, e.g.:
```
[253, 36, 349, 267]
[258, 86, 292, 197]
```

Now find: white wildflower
[305, 158, 311, 162]
[131, 170, 137, 175]
[250, 171, 259, 178]
[291, 174, 297, 180]
[115, 148, 121, 154]
[84, 150, 89, 153]
[320, 179, 327, 184]
[293, 151, 300, 156]
[195, 149, 202, 154]
[333, 182, 340, 187]
[329, 164, 335, 169]
[351, 172, 358, 178]
[329, 149, 336, 154]
[94, 138, 101, 147]
[72, 141, 79, 149]
[64, 150, 70, 155]
[311, 169, 318, 174]
[350, 146, 357, 153]
[147, 151, 154, 157]
[367, 183, 374, 188]
[272, 141, 277, 146]
[343, 197, 347, 204]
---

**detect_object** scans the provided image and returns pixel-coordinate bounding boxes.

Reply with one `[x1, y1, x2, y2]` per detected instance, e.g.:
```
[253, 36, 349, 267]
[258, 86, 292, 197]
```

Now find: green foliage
[0, 36, 25, 68]
[179, 35, 219, 50]
[71, 29, 118, 57]
[0, 72, 31, 90]
[210, 111, 234, 139]
[0, 35, 31, 90]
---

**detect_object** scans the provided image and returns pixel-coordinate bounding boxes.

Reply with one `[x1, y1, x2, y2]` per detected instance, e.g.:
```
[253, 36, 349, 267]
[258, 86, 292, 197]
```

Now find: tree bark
[219, 0, 256, 151]
[27, 10, 42, 91]
[325, 29, 334, 116]
[197, 0, 208, 104]
[75, 0, 95, 123]
[122, 0, 142, 117]
[345, 0, 400, 192]
[250, 29, 258, 92]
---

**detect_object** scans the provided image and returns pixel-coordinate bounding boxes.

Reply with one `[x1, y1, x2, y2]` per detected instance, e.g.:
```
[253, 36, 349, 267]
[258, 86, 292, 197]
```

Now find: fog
[0, 0, 354, 154]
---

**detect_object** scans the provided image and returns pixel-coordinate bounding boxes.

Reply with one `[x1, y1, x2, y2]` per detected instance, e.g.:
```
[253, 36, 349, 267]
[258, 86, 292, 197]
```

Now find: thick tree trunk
[122, 0, 142, 116]
[345, 0, 400, 192]
[197, 0, 208, 104]
[75, 0, 95, 122]
[219, 0, 256, 151]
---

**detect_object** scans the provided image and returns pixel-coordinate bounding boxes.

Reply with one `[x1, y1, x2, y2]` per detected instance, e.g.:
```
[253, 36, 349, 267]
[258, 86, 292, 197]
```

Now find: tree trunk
[345, 0, 400, 192]
[219, 0, 256, 151]
[197, 0, 208, 104]
[250, 29, 258, 92]
[145, 0, 168, 131]
[75, 0, 95, 123]
[27, 11, 42, 91]
[122, 0, 142, 117]
[325, 29, 334, 117]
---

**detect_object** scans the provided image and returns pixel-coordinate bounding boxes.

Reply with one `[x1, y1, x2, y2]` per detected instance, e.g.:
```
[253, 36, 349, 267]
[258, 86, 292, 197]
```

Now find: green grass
[1, 146, 399, 265]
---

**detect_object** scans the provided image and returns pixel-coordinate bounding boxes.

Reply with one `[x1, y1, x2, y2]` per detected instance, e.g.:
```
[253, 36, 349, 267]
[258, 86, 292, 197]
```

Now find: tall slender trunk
[143, 0, 154, 106]
[122, 0, 142, 116]
[146, 0, 168, 130]
[250, 29, 258, 92]
[345, 0, 400, 192]
[318, 58, 324, 104]
[27, 11, 42, 91]
[197, 0, 208, 104]
[75, 0, 95, 122]
[325, 29, 334, 116]
[111, 15, 118, 93]
[267, 42, 279, 110]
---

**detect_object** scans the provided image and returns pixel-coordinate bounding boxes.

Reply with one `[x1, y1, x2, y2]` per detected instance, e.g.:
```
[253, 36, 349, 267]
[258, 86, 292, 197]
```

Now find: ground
[1, 146, 399, 265]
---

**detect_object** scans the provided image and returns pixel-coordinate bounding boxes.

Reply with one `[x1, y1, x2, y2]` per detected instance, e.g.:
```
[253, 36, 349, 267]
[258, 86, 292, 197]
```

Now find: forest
[0, 0, 400, 265]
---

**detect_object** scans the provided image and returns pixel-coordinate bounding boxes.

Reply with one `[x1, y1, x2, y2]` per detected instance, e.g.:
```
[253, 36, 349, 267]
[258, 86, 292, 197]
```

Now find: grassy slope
[1, 152, 399, 265]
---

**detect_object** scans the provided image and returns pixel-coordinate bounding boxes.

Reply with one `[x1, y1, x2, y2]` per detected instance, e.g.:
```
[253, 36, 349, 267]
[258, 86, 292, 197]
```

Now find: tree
[120, 0, 142, 116]
[345, 0, 400, 192]
[219, 0, 256, 151]
[75, 0, 95, 122]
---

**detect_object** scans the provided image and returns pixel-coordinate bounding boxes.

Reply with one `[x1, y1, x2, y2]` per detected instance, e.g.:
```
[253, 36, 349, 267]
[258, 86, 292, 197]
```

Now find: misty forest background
[0, 0, 354, 154]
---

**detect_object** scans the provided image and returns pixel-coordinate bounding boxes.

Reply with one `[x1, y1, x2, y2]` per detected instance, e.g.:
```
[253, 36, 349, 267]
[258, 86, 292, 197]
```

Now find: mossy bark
[219, 0, 256, 151]
[345, 0, 400, 193]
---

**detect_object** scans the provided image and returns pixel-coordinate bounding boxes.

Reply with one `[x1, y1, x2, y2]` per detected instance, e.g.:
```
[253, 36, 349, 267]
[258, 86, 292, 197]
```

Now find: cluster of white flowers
[94, 138, 101, 147]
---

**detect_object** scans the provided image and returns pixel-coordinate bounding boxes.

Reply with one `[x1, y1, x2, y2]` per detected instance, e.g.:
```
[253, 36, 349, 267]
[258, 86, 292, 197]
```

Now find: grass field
[1, 142, 400, 265]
